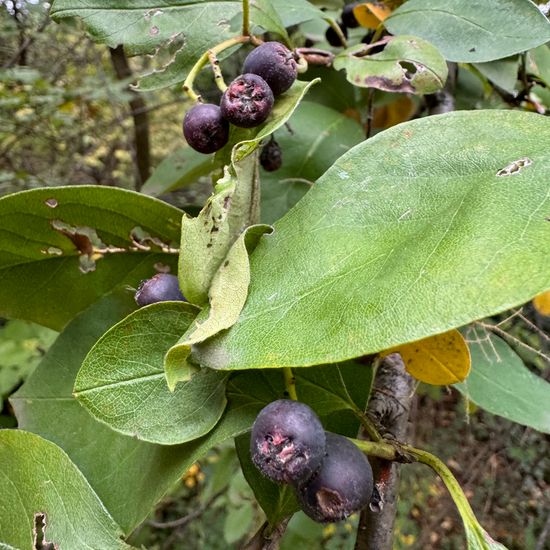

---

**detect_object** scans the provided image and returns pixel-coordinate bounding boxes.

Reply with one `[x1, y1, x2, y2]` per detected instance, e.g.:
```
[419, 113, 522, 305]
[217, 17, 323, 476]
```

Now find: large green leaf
[10, 291, 256, 534]
[0, 430, 131, 550]
[261, 101, 365, 224]
[455, 328, 550, 434]
[0, 186, 181, 330]
[74, 302, 228, 445]
[193, 110, 550, 371]
[385, 0, 550, 63]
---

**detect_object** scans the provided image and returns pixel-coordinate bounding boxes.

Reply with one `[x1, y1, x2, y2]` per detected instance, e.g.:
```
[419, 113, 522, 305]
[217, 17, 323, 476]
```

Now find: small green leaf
[74, 302, 228, 445]
[385, 0, 550, 63]
[334, 36, 448, 95]
[0, 186, 181, 330]
[166, 225, 272, 388]
[527, 44, 550, 88]
[223, 499, 255, 544]
[193, 110, 550, 371]
[141, 147, 214, 197]
[235, 433, 300, 525]
[455, 327, 550, 433]
[179, 152, 260, 306]
[0, 430, 132, 550]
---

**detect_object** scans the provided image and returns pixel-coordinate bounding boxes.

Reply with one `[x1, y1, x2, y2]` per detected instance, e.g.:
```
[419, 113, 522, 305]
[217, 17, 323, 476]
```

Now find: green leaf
[50, 1, 240, 55]
[74, 302, 228, 445]
[141, 147, 214, 197]
[226, 79, 321, 165]
[166, 225, 272, 389]
[0, 430, 132, 550]
[334, 36, 448, 95]
[192, 110, 550, 371]
[455, 328, 550, 433]
[0, 186, 181, 330]
[50, 0, 309, 91]
[10, 291, 260, 534]
[261, 101, 365, 224]
[223, 500, 255, 544]
[473, 57, 519, 96]
[179, 152, 260, 306]
[527, 44, 550, 88]
[385, 0, 550, 63]
[235, 433, 299, 525]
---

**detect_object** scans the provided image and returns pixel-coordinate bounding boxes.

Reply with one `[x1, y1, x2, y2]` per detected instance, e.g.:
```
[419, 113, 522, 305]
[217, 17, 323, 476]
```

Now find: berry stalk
[283, 367, 298, 400]
[182, 36, 251, 102]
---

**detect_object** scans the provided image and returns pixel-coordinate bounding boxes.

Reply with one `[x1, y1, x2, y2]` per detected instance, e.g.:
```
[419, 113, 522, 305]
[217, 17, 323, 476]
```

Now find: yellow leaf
[533, 290, 550, 316]
[372, 96, 416, 129]
[390, 330, 471, 385]
[354, 2, 392, 29]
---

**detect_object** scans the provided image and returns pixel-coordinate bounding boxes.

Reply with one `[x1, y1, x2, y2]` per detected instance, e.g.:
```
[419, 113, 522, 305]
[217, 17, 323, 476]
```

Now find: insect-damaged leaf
[333, 35, 447, 95]
[0, 186, 181, 330]
[0, 430, 133, 550]
[387, 329, 471, 385]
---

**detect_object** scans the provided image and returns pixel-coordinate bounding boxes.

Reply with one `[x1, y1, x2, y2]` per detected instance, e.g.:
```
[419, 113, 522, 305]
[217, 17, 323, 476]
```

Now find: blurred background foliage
[1, 2, 549, 549]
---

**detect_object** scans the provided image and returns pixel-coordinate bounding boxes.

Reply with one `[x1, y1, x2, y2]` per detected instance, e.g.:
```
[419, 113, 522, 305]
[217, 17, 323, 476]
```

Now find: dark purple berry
[135, 274, 186, 306]
[325, 23, 348, 48]
[250, 400, 326, 484]
[260, 137, 282, 172]
[183, 103, 229, 154]
[342, 3, 360, 29]
[242, 41, 298, 96]
[220, 73, 274, 128]
[296, 432, 373, 523]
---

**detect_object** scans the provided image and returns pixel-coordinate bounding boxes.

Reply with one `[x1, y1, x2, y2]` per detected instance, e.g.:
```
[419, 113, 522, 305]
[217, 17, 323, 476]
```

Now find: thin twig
[147, 488, 225, 529]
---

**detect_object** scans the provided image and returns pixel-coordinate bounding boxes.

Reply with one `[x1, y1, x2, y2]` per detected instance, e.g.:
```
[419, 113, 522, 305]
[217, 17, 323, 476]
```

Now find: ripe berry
[296, 432, 373, 523]
[242, 42, 298, 96]
[325, 23, 348, 48]
[342, 3, 360, 29]
[250, 400, 326, 484]
[260, 137, 282, 172]
[135, 274, 186, 306]
[220, 73, 274, 128]
[183, 103, 229, 154]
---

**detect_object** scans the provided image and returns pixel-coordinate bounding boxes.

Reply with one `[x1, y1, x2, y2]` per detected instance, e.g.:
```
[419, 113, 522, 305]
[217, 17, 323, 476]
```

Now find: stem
[283, 368, 298, 400]
[405, 447, 479, 529]
[242, 0, 250, 36]
[353, 409, 383, 442]
[326, 18, 348, 48]
[348, 438, 400, 461]
[183, 36, 251, 101]
[208, 50, 227, 93]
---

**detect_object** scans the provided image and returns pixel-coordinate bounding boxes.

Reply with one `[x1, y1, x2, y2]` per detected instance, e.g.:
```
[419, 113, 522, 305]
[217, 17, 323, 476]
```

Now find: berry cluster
[183, 42, 298, 155]
[250, 399, 374, 523]
[325, 2, 360, 47]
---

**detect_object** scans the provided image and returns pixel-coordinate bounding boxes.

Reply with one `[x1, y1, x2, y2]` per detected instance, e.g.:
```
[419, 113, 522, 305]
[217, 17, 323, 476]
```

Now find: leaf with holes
[0, 430, 133, 550]
[334, 35, 448, 95]
[192, 110, 550, 371]
[0, 186, 181, 330]
[385, 0, 550, 63]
